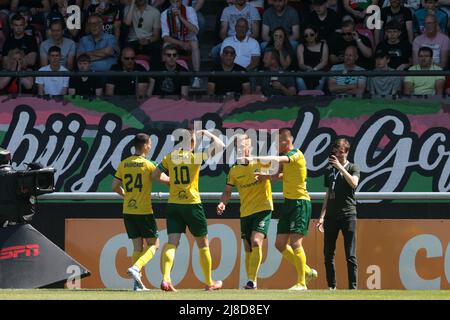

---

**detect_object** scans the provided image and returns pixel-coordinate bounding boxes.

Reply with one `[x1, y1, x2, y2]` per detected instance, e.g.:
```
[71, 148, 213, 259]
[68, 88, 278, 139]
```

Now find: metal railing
[38, 192, 450, 201]
[2, 70, 450, 78]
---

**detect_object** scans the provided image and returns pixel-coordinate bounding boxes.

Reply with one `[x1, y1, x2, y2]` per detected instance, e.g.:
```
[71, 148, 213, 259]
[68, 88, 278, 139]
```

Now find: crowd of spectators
[0, 0, 449, 97]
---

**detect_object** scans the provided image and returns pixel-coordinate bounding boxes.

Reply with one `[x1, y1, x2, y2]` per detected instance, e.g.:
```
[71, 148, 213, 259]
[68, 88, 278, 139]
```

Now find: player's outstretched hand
[217, 202, 226, 215]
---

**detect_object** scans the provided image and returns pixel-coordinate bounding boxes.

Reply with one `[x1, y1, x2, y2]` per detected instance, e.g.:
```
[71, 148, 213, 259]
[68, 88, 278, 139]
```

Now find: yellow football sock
[245, 251, 251, 277]
[282, 245, 312, 274]
[248, 246, 262, 282]
[132, 251, 142, 265]
[294, 247, 307, 286]
[199, 247, 214, 286]
[134, 245, 157, 270]
[281, 245, 296, 266]
[161, 244, 177, 282]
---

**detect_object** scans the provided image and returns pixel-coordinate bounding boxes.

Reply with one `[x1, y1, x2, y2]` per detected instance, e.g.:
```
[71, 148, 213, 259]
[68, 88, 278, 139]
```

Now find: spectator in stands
[208, 45, 251, 96]
[220, 18, 261, 70]
[36, 46, 69, 96]
[211, 0, 261, 63]
[0, 48, 34, 95]
[413, 0, 448, 35]
[404, 46, 445, 95]
[106, 47, 149, 96]
[17, 6, 42, 45]
[11, 0, 51, 27]
[328, 46, 366, 95]
[2, 14, 38, 69]
[261, 0, 300, 50]
[0, 0, 9, 42]
[375, 0, 413, 46]
[220, 0, 260, 41]
[87, 0, 122, 42]
[328, 20, 373, 70]
[40, 20, 76, 70]
[368, 50, 402, 95]
[342, 0, 377, 23]
[156, 0, 206, 40]
[46, 0, 81, 40]
[296, 25, 328, 91]
[265, 26, 296, 70]
[124, 0, 162, 68]
[412, 14, 449, 69]
[375, 19, 412, 70]
[69, 54, 103, 97]
[78, 14, 119, 72]
[148, 44, 190, 97]
[0, 14, 5, 66]
[256, 48, 296, 96]
[161, 0, 202, 88]
[304, 0, 339, 41]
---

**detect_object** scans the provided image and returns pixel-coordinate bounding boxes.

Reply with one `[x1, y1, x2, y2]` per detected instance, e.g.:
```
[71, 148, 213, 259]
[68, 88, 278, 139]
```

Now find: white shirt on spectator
[221, 35, 260, 69]
[35, 65, 69, 95]
[161, 6, 198, 41]
[221, 3, 261, 38]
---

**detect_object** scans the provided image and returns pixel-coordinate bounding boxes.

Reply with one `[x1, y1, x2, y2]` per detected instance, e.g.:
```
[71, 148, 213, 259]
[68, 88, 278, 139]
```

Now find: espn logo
[0, 244, 40, 260]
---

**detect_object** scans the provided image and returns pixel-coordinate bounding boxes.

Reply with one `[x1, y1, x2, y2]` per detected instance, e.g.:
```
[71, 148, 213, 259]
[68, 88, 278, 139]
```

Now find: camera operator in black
[0, 147, 36, 227]
[316, 138, 360, 290]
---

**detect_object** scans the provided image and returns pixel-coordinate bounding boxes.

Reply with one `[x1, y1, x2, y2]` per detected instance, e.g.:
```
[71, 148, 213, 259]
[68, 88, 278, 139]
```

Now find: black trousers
[323, 215, 357, 289]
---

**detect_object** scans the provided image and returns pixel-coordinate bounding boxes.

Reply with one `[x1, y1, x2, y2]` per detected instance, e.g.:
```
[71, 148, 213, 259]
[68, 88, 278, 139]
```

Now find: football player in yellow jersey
[217, 134, 273, 290]
[152, 129, 225, 291]
[112, 133, 170, 291]
[241, 128, 317, 290]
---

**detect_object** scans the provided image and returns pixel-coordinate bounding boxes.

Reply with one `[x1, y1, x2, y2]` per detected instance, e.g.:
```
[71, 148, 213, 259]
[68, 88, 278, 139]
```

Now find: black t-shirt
[376, 40, 411, 69]
[107, 63, 148, 96]
[304, 9, 339, 41]
[0, 74, 34, 95]
[381, 6, 412, 42]
[328, 32, 373, 70]
[152, 64, 190, 96]
[18, 0, 44, 8]
[88, 4, 121, 36]
[69, 76, 103, 96]
[1, 35, 38, 57]
[324, 162, 360, 217]
[208, 64, 249, 95]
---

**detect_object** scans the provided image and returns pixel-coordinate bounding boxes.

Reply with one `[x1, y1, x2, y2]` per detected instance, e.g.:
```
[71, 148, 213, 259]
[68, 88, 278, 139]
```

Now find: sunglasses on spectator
[166, 53, 178, 57]
[343, 32, 353, 36]
[138, 17, 144, 28]
[123, 56, 135, 60]
[304, 33, 315, 37]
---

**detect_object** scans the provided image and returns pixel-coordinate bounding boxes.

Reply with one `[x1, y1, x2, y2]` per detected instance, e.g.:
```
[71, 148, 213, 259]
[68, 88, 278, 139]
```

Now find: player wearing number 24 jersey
[112, 133, 170, 291]
[152, 129, 225, 292]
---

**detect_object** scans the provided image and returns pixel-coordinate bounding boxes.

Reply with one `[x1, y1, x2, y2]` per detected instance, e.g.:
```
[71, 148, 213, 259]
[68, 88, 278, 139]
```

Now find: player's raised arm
[151, 167, 170, 187]
[197, 129, 225, 158]
[240, 155, 290, 163]
[217, 184, 233, 215]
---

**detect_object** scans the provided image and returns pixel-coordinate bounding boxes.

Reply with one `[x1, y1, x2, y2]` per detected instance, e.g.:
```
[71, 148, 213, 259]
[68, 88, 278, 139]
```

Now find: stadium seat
[176, 59, 189, 70]
[135, 54, 151, 70]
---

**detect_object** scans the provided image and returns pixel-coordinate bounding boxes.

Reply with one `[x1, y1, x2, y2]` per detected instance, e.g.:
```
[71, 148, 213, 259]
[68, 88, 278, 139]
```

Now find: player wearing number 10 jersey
[152, 129, 225, 292]
[112, 133, 169, 291]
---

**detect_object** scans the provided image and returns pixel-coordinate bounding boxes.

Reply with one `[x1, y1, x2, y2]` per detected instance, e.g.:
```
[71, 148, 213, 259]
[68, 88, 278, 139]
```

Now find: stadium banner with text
[65, 218, 450, 290]
[0, 95, 449, 194]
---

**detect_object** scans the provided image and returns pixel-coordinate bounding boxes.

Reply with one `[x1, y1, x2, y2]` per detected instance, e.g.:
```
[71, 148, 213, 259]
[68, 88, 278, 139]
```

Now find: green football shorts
[277, 199, 311, 236]
[123, 214, 159, 239]
[240, 210, 272, 242]
[166, 203, 208, 237]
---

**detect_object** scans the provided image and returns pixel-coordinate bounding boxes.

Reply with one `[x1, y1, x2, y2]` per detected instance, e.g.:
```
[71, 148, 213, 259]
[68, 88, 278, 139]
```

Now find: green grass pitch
[0, 289, 449, 300]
